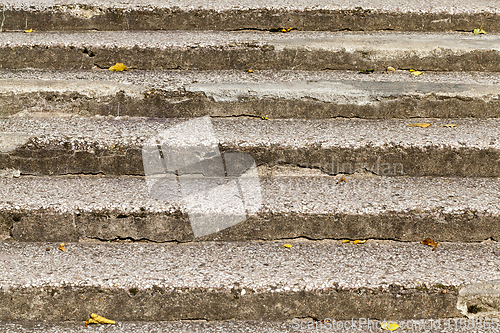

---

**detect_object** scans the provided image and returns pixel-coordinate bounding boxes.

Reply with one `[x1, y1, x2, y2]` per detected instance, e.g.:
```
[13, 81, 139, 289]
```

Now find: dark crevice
[85, 236, 183, 243]
[467, 305, 482, 314]
[211, 114, 265, 119]
[82, 47, 95, 57]
[19, 171, 108, 176]
[229, 28, 271, 32]
[264, 236, 500, 243]
[229, 28, 297, 33]
[292, 316, 322, 322]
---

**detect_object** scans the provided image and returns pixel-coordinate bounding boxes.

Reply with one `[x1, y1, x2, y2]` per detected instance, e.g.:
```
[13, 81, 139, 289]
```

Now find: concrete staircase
[1, 0, 500, 331]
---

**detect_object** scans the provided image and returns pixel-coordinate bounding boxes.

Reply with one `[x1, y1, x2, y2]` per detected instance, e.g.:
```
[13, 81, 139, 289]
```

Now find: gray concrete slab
[1, 171, 500, 242]
[1, 31, 500, 71]
[1, 240, 499, 321]
[0, 117, 499, 177]
[1, 0, 500, 32]
[1, 319, 500, 333]
[2, 69, 500, 118]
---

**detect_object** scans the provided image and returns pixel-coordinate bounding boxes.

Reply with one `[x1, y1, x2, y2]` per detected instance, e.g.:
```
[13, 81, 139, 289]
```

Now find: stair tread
[1, 240, 497, 290]
[3, 30, 497, 51]
[1, 173, 498, 215]
[3, 69, 500, 90]
[0, 319, 496, 332]
[1, 117, 498, 150]
[28, 0, 500, 12]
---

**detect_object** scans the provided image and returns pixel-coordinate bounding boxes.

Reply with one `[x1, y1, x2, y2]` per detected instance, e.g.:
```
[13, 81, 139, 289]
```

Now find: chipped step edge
[458, 280, 500, 320]
[0, 168, 20, 178]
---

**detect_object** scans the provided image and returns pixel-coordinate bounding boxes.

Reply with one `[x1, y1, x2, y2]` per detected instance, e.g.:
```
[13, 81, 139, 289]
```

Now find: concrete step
[0, 117, 499, 177]
[2, 319, 499, 332]
[1, 172, 499, 242]
[0, 241, 499, 321]
[3, 69, 500, 119]
[2, 31, 500, 71]
[1, 0, 500, 32]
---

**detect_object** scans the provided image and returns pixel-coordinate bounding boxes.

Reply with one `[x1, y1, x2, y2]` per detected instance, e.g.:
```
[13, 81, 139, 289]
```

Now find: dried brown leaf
[421, 238, 439, 251]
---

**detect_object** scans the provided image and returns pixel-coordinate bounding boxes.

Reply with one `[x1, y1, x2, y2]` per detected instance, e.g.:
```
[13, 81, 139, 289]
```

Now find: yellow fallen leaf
[440, 124, 457, 128]
[261, 116, 269, 120]
[58, 243, 65, 252]
[337, 177, 347, 184]
[409, 69, 423, 76]
[386, 66, 396, 72]
[109, 63, 128, 71]
[353, 240, 366, 244]
[473, 28, 486, 34]
[272, 27, 293, 33]
[86, 318, 99, 326]
[407, 123, 431, 128]
[282, 243, 292, 248]
[24, 28, 33, 33]
[246, 69, 254, 73]
[359, 69, 374, 74]
[86, 313, 115, 327]
[342, 240, 350, 243]
[381, 322, 400, 331]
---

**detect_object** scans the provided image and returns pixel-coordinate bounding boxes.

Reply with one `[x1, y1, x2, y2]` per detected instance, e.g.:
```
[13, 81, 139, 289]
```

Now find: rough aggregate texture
[1, 319, 500, 333]
[1, 172, 499, 215]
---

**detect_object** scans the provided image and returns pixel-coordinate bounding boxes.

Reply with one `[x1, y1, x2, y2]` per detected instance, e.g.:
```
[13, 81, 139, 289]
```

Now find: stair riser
[1, 9, 499, 32]
[2, 145, 499, 177]
[2, 47, 500, 71]
[4, 92, 500, 119]
[0, 286, 459, 322]
[3, 210, 500, 243]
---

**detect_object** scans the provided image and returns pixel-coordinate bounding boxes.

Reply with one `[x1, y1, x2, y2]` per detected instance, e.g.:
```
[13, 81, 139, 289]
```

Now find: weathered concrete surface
[1, 31, 500, 71]
[0, 117, 499, 177]
[3, 319, 500, 333]
[457, 280, 500, 320]
[2, 70, 500, 118]
[1, 241, 493, 321]
[1, 0, 500, 32]
[1, 172, 499, 242]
